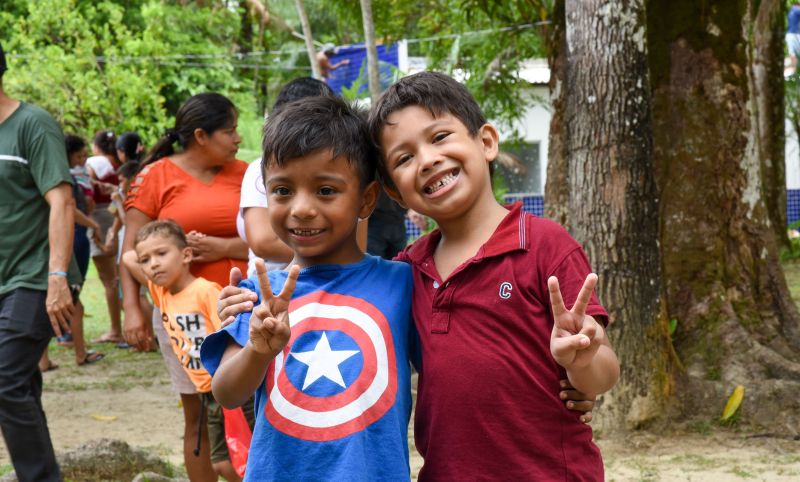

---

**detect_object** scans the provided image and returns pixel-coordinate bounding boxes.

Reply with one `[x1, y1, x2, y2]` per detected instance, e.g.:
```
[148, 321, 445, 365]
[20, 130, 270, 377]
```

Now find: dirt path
[1, 346, 798, 480]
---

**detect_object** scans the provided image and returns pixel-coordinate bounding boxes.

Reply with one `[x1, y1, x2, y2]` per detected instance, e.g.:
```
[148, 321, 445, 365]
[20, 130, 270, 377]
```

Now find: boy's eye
[395, 154, 411, 168]
[272, 186, 291, 196]
[319, 186, 337, 196]
[433, 132, 451, 143]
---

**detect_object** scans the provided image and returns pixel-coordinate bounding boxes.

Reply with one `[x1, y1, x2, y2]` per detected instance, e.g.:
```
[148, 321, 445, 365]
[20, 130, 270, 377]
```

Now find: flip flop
[40, 360, 59, 372]
[78, 351, 105, 366]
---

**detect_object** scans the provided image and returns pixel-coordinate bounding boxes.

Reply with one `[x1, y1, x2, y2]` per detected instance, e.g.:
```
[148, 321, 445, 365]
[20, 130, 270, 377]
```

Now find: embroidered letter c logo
[499, 282, 512, 300]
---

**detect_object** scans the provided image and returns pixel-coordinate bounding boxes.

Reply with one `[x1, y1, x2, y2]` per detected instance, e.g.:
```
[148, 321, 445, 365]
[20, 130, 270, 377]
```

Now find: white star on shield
[289, 332, 359, 390]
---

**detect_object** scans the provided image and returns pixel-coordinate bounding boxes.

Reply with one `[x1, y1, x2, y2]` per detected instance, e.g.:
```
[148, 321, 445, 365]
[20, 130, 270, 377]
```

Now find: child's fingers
[277, 265, 301, 302]
[552, 333, 591, 358]
[579, 317, 598, 341]
[571, 273, 598, 317]
[229, 266, 243, 287]
[255, 259, 274, 306]
[547, 276, 568, 318]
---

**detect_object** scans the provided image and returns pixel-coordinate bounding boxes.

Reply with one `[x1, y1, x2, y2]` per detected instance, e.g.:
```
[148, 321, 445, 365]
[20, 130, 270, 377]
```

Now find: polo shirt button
[433, 281, 440, 289]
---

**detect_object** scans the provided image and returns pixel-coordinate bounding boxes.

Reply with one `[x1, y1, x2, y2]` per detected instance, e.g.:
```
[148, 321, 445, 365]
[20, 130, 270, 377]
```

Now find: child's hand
[218, 267, 258, 327]
[548, 274, 605, 370]
[248, 260, 301, 356]
[559, 379, 595, 424]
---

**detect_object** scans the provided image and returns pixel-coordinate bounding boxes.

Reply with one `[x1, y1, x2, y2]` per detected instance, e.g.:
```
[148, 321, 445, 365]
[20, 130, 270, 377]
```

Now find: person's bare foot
[92, 332, 123, 344]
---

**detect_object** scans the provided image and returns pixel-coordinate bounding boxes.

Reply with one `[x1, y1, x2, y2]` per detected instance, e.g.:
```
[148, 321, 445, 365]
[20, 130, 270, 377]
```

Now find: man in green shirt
[0, 42, 77, 482]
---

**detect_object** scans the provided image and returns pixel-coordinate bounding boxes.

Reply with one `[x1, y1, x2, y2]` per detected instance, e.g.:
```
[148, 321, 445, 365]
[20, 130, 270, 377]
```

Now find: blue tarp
[325, 43, 400, 97]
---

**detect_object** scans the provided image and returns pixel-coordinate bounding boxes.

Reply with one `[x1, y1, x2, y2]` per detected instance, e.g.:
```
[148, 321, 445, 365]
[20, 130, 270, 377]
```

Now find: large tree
[562, 0, 669, 431]
[550, 0, 800, 430]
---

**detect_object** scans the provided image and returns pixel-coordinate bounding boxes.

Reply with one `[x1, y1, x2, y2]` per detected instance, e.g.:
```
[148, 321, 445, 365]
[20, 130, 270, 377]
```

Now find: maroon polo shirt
[397, 203, 607, 481]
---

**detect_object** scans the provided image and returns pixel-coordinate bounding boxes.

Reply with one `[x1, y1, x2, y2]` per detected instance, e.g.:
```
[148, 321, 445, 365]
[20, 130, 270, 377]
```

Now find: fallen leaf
[90, 414, 117, 422]
[721, 385, 745, 421]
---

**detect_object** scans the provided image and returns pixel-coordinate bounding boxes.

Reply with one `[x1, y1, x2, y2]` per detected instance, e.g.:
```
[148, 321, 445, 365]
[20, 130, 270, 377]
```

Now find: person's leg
[0, 289, 60, 482]
[92, 254, 122, 342]
[206, 393, 242, 482]
[180, 393, 217, 482]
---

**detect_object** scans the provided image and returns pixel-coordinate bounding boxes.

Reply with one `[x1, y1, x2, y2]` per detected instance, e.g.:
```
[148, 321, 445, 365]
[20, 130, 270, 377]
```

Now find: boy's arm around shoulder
[210, 262, 300, 408]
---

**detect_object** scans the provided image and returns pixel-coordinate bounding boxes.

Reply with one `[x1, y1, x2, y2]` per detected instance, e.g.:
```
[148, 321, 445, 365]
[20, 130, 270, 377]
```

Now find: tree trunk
[544, 1, 570, 227]
[359, 0, 382, 100]
[564, 0, 670, 431]
[294, 0, 320, 80]
[646, 0, 800, 426]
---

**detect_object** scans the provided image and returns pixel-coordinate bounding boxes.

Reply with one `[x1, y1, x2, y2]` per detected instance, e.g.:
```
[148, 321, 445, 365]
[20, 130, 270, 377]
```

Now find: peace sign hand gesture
[248, 260, 301, 357]
[548, 273, 605, 370]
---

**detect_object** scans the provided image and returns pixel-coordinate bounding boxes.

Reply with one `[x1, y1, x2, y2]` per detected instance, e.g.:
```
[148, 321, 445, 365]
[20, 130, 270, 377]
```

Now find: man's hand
[549, 273, 605, 370]
[218, 267, 258, 327]
[559, 379, 595, 424]
[247, 260, 300, 356]
[46, 275, 74, 337]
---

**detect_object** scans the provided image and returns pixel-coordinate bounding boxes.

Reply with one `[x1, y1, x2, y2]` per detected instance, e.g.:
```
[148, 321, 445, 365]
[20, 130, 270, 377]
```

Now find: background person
[0, 41, 78, 482]
[121, 92, 248, 480]
[86, 129, 124, 345]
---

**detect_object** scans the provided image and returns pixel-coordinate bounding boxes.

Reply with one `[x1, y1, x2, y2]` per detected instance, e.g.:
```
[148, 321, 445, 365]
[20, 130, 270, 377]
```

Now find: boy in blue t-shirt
[200, 96, 414, 482]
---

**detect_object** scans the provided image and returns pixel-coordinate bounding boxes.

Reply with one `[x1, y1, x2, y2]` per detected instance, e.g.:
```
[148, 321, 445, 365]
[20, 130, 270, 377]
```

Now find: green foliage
[1, 0, 244, 145]
[780, 220, 800, 261]
[2, 0, 552, 152]
[668, 318, 678, 336]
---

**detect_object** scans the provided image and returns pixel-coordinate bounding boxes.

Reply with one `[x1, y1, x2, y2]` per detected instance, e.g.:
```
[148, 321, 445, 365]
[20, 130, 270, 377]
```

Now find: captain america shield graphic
[264, 291, 398, 441]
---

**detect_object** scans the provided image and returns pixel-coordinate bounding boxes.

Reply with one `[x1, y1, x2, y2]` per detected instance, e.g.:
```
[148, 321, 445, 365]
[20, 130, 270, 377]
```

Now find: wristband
[48, 271, 68, 277]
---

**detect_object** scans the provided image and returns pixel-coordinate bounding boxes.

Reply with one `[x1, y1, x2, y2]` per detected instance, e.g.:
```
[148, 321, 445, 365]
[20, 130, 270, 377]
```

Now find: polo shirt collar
[404, 202, 529, 266]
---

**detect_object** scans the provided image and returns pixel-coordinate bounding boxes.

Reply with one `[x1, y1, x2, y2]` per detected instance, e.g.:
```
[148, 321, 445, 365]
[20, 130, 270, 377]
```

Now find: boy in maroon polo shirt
[367, 71, 620, 481]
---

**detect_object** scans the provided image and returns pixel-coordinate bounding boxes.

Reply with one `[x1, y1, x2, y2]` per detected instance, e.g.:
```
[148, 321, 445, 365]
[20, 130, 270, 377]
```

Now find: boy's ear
[181, 246, 193, 264]
[478, 123, 500, 163]
[359, 181, 381, 219]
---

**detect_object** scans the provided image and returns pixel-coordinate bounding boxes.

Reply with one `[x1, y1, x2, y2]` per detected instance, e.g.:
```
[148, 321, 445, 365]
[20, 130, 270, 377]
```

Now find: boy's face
[119, 175, 132, 194]
[379, 106, 499, 223]
[135, 235, 191, 288]
[68, 147, 88, 168]
[264, 149, 378, 267]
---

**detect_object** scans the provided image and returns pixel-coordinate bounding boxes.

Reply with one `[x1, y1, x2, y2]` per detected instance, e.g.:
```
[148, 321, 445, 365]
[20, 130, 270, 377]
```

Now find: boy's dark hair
[135, 219, 188, 249]
[116, 161, 140, 180]
[367, 71, 489, 189]
[64, 134, 86, 157]
[262, 95, 376, 187]
[273, 77, 334, 112]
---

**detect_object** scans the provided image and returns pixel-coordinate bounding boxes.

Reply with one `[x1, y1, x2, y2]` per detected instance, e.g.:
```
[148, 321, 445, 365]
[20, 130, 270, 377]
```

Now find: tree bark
[359, 0, 382, 100]
[646, 0, 800, 426]
[544, 1, 570, 227]
[564, 0, 670, 431]
[294, 0, 321, 80]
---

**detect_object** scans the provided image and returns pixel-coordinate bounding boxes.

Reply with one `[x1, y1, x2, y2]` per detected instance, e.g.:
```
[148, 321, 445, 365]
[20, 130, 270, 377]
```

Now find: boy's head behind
[261, 95, 379, 267]
[134, 220, 192, 288]
[367, 71, 499, 222]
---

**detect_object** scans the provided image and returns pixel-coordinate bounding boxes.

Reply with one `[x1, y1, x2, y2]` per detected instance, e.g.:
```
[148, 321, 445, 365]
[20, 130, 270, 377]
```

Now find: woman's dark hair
[93, 130, 120, 164]
[116, 161, 141, 180]
[142, 92, 237, 167]
[116, 132, 143, 162]
[262, 95, 376, 187]
[64, 134, 86, 157]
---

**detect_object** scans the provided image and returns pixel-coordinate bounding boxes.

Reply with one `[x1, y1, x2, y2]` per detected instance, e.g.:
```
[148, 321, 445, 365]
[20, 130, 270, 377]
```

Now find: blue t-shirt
[201, 255, 414, 482]
[790, 6, 800, 34]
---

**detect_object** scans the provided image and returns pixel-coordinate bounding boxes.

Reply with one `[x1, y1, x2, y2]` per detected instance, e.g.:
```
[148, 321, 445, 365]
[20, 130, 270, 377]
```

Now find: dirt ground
[0, 345, 798, 481]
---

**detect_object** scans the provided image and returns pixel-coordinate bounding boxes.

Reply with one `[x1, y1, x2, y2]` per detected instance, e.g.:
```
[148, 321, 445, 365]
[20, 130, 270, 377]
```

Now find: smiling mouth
[289, 228, 324, 236]
[424, 169, 460, 195]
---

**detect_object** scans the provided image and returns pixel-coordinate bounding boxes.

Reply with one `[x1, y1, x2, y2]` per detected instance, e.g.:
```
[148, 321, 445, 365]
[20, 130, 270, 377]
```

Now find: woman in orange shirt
[121, 92, 248, 482]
